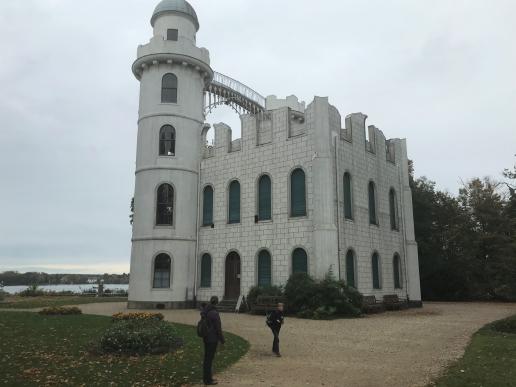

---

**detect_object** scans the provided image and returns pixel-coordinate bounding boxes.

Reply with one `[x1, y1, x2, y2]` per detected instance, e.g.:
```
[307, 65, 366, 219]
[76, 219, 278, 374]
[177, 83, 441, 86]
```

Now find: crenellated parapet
[342, 113, 399, 164]
[132, 35, 213, 85]
[203, 97, 401, 168]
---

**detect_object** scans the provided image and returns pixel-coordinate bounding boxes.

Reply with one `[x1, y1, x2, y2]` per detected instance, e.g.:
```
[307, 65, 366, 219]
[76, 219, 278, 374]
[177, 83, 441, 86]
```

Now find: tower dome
[151, 0, 199, 31]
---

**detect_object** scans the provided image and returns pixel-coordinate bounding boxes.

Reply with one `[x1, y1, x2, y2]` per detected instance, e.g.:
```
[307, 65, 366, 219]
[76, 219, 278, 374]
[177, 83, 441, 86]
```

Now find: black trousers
[270, 326, 281, 353]
[203, 341, 218, 383]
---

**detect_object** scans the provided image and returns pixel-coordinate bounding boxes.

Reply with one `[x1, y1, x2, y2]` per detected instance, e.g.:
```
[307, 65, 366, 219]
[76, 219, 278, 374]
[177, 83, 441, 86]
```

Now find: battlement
[342, 113, 400, 164]
[203, 97, 402, 167]
[265, 95, 306, 112]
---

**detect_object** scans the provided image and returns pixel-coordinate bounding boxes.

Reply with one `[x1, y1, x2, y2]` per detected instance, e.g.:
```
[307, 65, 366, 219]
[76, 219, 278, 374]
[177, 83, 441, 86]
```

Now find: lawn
[432, 314, 516, 387]
[0, 311, 249, 386]
[0, 295, 128, 309]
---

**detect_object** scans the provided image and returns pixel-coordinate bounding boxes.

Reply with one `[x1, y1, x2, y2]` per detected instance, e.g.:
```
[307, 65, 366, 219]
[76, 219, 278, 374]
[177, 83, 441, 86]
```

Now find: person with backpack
[198, 296, 225, 385]
[266, 302, 284, 357]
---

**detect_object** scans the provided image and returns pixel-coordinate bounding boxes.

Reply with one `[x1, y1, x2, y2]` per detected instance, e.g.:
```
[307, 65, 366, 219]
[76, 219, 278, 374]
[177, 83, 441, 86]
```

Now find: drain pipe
[397, 153, 410, 300]
[333, 132, 342, 281]
[193, 124, 210, 306]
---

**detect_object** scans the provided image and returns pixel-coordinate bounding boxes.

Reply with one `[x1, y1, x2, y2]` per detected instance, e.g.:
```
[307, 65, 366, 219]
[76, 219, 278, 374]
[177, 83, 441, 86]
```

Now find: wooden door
[225, 252, 241, 299]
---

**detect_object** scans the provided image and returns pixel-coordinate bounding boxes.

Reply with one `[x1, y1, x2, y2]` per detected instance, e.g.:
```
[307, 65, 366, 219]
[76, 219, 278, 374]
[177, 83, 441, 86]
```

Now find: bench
[383, 294, 408, 311]
[251, 296, 287, 314]
[362, 295, 385, 314]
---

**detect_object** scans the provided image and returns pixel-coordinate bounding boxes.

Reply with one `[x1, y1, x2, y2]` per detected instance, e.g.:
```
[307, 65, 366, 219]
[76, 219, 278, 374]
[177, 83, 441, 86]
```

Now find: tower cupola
[151, 0, 200, 31]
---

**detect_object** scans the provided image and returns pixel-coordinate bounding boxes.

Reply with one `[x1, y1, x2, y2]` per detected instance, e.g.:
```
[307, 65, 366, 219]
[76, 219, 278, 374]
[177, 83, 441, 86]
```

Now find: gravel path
[77, 302, 516, 387]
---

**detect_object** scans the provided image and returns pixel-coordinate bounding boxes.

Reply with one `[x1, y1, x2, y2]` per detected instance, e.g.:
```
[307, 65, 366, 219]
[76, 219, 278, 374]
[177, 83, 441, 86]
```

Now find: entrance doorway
[225, 251, 241, 299]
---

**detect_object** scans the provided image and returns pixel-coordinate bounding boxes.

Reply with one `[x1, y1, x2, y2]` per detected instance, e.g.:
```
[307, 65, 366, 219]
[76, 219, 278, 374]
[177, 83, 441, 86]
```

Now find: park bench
[251, 296, 287, 314]
[362, 295, 385, 314]
[382, 294, 409, 311]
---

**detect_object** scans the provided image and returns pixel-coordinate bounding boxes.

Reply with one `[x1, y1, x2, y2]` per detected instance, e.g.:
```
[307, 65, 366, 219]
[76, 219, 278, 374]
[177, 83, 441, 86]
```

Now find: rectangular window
[167, 29, 178, 41]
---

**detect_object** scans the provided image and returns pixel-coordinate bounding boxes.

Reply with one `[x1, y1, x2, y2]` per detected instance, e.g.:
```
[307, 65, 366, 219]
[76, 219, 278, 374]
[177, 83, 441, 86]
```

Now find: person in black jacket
[267, 303, 284, 357]
[201, 296, 225, 385]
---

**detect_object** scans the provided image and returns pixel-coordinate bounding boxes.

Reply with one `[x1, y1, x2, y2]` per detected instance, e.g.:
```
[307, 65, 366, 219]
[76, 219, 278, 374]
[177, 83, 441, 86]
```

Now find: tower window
[153, 253, 171, 288]
[159, 125, 176, 156]
[156, 184, 174, 226]
[161, 73, 178, 103]
[167, 29, 178, 41]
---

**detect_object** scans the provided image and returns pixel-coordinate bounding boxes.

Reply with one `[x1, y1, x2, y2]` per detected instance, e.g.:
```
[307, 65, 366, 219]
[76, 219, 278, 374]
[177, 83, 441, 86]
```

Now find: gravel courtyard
[78, 302, 516, 387]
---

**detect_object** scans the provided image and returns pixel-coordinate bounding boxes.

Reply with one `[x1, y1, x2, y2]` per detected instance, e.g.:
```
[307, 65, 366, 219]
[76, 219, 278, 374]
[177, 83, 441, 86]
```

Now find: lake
[1, 284, 129, 295]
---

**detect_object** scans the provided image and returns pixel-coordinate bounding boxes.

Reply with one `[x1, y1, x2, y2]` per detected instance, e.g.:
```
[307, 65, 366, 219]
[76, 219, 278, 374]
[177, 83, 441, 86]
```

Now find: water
[1, 284, 129, 295]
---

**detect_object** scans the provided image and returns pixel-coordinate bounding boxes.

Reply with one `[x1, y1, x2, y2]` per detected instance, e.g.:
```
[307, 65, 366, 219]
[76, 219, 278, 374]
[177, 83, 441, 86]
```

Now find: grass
[432, 314, 516, 387]
[0, 311, 249, 386]
[0, 295, 128, 309]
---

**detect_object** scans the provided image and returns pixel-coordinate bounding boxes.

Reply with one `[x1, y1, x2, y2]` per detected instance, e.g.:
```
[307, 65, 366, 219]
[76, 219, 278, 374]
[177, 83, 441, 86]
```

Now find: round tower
[128, 0, 213, 309]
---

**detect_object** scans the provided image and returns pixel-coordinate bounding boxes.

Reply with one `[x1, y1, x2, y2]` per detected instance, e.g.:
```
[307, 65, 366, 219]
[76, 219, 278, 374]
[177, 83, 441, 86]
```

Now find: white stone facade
[128, 0, 422, 309]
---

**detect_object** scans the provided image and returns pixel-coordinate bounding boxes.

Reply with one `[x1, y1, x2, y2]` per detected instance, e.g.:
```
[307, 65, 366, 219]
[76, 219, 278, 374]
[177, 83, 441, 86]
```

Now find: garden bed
[0, 311, 248, 386]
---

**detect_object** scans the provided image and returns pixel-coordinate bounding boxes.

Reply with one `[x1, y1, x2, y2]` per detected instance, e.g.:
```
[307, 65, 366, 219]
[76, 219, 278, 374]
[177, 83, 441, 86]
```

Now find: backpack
[197, 314, 211, 338]
[265, 312, 273, 328]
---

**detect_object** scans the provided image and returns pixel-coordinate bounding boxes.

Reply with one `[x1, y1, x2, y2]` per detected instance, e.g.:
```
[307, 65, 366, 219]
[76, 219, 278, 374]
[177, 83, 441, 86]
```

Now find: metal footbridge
[205, 72, 266, 115]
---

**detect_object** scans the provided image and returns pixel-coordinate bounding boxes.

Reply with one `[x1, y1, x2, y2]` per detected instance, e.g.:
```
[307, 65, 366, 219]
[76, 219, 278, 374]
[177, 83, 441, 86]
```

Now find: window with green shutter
[200, 254, 212, 288]
[393, 254, 402, 289]
[257, 250, 272, 286]
[202, 186, 213, 226]
[345, 250, 356, 288]
[343, 172, 353, 220]
[368, 181, 377, 225]
[228, 180, 240, 224]
[372, 253, 381, 289]
[258, 175, 272, 221]
[292, 248, 308, 274]
[389, 189, 398, 230]
[290, 168, 306, 217]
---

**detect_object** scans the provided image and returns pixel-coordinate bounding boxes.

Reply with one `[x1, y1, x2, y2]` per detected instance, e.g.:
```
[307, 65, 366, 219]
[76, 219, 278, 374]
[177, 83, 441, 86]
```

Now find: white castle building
[128, 0, 422, 309]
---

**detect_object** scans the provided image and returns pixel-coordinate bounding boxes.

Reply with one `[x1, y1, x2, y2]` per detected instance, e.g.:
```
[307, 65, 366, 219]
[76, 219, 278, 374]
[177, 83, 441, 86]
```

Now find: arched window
[290, 168, 306, 217]
[389, 189, 399, 230]
[345, 250, 356, 288]
[228, 180, 240, 224]
[161, 73, 177, 103]
[200, 253, 212, 288]
[153, 253, 171, 288]
[258, 175, 272, 221]
[393, 253, 402, 289]
[159, 125, 175, 156]
[292, 248, 308, 274]
[372, 252, 381, 289]
[343, 172, 353, 220]
[257, 250, 272, 286]
[368, 181, 377, 225]
[156, 184, 174, 225]
[202, 186, 213, 226]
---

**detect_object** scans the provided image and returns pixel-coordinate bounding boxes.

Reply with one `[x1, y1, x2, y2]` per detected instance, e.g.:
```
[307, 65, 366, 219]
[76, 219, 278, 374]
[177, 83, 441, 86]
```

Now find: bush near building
[246, 285, 283, 309]
[284, 272, 363, 319]
[39, 306, 82, 315]
[97, 318, 182, 356]
[247, 272, 363, 319]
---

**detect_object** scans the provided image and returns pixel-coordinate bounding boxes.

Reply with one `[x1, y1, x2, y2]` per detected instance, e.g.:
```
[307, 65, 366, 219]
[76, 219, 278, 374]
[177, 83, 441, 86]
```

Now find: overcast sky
[0, 0, 515, 274]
